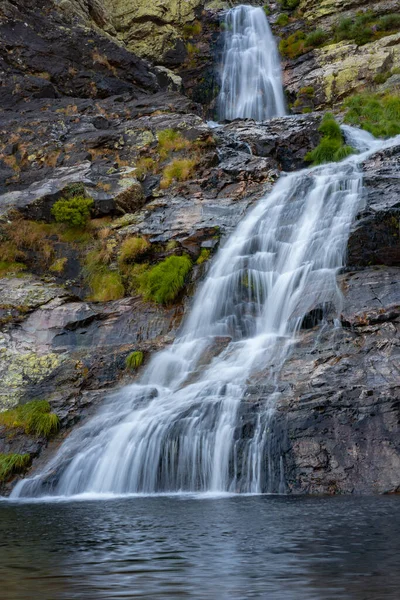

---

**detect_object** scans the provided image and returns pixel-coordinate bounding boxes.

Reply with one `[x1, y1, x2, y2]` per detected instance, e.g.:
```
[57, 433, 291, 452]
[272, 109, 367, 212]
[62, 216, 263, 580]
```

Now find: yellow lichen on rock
[103, 0, 203, 61]
[0, 349, 64, 410]
[315, 33, 400, 103]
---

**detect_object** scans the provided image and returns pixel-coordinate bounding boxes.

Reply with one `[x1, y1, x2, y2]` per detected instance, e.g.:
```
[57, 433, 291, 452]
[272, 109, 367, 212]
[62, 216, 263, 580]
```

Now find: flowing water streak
[218, 5, 286, 120]
[12, 130, 397, 499]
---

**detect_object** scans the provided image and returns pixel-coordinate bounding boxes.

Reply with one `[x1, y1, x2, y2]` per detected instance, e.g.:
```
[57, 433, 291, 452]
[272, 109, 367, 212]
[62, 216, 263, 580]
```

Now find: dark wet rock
[348, 144, 400, 267]
[220, 114, 322, 170]
[0, 0, 158, 108]
[0, 289, 183, 413]
[241, 268, 400, 495]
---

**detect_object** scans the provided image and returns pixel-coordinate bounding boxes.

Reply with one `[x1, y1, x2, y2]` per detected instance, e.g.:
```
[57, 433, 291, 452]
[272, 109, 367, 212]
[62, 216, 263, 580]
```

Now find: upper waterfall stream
[12, 128, 397, 499]
[218, 5, 286, 121]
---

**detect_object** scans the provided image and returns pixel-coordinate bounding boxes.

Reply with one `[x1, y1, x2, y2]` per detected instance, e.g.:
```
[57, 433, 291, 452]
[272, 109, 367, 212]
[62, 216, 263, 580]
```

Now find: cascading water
[217, 5, 286, 121]
[218, 6, 286, 121]
[13, 129, 398, 499]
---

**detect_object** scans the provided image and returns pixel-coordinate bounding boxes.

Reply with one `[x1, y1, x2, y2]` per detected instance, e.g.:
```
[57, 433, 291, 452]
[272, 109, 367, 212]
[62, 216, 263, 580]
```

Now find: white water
[218, 5, 286, 121]
[13, 128, 396, 500]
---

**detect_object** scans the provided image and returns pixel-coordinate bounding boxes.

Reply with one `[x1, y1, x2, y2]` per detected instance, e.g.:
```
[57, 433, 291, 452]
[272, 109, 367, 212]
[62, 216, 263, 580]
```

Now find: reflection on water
[0, 495, 399, 599]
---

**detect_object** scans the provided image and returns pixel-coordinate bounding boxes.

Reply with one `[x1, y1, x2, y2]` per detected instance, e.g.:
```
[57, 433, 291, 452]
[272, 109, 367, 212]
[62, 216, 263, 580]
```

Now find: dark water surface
[0, 494, 399, 600]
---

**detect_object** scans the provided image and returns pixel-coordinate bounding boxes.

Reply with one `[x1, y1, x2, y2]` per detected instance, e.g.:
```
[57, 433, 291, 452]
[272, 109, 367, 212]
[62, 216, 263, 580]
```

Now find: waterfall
[12, 129, 397, 499]
[217, 5, 286, 121]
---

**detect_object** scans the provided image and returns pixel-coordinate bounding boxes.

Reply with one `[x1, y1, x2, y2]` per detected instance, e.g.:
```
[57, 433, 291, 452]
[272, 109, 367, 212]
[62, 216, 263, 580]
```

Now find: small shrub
[125, 351, 144, 370]
[0, 400, 59, 438]
[160, 158, 197, 189]
[304, 29, 328, 48]
[137, 255, 192, 305]
[0, 453, 31, 482]
[279, 0, 299, 10]
[51, 196, 94, 228]
[119, 237, 150, 265]
[377, 14, 400, 32]
[276, 13, 289, 27]
[305, 113, 355, 165]
[279, 31, 307, 59]
[0, 261, 26, 277]
[333, 11, 376, 46]
[183, 21, 202, 38]
[299, 86, 315, 97]
[374, 71, 392, 85]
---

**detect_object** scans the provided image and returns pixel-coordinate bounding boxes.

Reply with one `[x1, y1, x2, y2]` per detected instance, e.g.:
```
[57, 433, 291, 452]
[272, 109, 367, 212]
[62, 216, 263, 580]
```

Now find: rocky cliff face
[0, 0, 399, 495]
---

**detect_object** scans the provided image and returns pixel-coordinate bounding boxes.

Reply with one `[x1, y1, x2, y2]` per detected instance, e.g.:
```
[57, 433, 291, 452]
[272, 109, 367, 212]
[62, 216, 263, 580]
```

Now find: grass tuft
[136, 255, 192, 305]
[160, 159, 197, 189]
[118, 237, 150, 265]
[0, 453, 31, 482]
[343, 92, 400, 138]
[305, 113, 355, 165]
[0, 400, 59, 438]
[125, 351, 144, 370]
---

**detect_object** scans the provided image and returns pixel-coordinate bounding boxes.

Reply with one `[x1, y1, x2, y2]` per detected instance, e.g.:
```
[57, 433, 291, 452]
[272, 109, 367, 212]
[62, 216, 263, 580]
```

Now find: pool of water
[0, 494, 399, 599]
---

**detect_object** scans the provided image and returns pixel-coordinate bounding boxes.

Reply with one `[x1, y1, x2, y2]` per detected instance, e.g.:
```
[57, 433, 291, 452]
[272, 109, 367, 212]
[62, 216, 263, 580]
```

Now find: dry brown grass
[92, 50, 118, 76]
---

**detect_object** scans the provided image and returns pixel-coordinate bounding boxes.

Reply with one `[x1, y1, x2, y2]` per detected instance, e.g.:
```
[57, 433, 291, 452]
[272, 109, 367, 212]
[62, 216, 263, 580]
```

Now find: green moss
[137, 255, 192, 305]
[343, 92, 400, 138]
[125, 351, 144, 370]
[51, 196, 94, 228]
[305, 113, 355, 165]
[0, 453, 31, 482]
[0, 400, 59, 438]
[196, 248, 211, 265]
[376, 14, 400, 32]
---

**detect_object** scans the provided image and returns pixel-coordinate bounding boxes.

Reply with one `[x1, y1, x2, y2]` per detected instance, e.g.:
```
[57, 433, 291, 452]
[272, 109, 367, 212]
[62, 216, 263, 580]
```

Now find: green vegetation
[279, 0, 299, 10]
[279, 10, 400, 60]
[49, 257, 67, 273]
[263, 5, 270, 16]
[0, 400, 59, 438]
[84, 249, 125, 302]
[196, 248, 211, 265]
[305, 113, 355, 165]
[183, 21, 202, 38]
[0, 453, 31, 482]
[134, 157, 157, 180]
[0, 261, 26, 277]
[280, 29, 328, 59]
[118, 237, 150, 265]
[136, 255, 192, 305]
[51, 196, 94, 228]
[343, 92, 400, 138]
[276, 13, 289, 27]
[304, 29, 328, 48]
[157, 129, 191, 159]
[334, 11, 400, 46]
[125, 351, 144, 370]
[160, 158, 197, 189]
